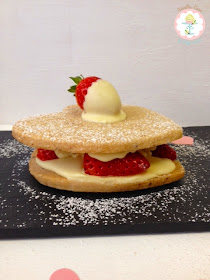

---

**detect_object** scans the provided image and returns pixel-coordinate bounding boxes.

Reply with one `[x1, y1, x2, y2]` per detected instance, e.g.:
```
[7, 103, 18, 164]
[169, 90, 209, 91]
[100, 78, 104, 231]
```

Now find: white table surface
[0, 125, 209, 280]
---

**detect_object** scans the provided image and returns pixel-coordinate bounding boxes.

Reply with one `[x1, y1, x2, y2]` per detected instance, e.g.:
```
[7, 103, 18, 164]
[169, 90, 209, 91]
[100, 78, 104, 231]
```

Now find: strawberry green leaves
[68, 85, 77, 93]
[68, 75, 84, 95]
[70, 75, 84, 85]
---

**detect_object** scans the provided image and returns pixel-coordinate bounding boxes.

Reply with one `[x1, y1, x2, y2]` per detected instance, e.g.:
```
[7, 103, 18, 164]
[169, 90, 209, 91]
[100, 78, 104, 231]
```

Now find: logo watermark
[174, 9, 205, 40]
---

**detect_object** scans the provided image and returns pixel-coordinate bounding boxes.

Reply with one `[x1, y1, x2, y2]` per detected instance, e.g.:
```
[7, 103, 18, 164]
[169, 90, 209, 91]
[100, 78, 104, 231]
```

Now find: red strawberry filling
[37, 149, 58, 161]
[36, 144, 177, 176]
[84, 152, 150, 176]
[152, 144, 176, 161]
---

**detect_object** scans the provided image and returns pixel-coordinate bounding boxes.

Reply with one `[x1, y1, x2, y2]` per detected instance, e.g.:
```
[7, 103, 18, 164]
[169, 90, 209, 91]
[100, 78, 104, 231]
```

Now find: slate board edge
[0, 222, 209, 239]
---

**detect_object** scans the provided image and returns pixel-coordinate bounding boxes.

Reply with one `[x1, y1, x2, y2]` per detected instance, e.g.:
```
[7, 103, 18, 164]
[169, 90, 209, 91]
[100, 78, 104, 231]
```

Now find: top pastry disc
[12, 105, 182, 153]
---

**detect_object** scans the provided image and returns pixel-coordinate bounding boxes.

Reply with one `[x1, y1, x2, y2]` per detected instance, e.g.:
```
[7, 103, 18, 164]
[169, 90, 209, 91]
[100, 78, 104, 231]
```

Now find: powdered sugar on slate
[0, 139, 30, 158]
[0, 128, 209, 234]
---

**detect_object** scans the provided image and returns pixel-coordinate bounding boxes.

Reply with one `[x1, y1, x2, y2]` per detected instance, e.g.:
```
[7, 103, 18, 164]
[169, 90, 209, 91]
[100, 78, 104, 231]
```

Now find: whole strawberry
[37, 149, 58, 161]
[68, 75, 100, 109]
[84, 152, 150, 176]
[152, 144, 177, 161]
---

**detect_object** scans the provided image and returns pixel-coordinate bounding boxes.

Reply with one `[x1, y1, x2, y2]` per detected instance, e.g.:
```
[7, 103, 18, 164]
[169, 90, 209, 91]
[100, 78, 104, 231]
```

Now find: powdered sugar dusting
[12, 105, 182, 153]
[0, 128, 209, 235]
[0, 139, 29, 158]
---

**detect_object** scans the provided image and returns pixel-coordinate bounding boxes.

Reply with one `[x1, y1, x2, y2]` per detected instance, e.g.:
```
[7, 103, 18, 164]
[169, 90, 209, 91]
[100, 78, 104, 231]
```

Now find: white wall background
[0, 0, 210, 126]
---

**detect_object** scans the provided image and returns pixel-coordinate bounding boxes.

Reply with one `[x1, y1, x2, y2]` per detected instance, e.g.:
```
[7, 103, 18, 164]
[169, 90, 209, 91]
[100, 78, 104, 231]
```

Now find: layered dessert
[12, 76, 185, 192]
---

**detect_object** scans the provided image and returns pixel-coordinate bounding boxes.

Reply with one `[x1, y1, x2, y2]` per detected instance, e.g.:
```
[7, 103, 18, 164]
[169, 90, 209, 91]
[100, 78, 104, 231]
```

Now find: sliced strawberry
[152, 144, 177, 161]
[37, 149, 58, 161]
[68, 75, 100, 109]
[84, 152, 150, 176]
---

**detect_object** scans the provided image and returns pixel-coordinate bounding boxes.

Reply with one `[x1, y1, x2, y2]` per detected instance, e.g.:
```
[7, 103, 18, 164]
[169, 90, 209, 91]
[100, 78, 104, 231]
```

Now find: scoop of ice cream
[82, 79, 126, 123]
[185, 13, 195, 23]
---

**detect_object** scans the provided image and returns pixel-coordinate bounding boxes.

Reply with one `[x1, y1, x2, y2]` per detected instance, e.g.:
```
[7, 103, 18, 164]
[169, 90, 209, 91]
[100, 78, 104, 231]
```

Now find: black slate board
[0, 127, 209, 239]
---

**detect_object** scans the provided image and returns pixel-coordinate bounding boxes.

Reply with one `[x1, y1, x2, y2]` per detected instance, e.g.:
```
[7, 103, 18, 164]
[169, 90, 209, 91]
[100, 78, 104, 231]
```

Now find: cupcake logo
[174, 9, 205, 40]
